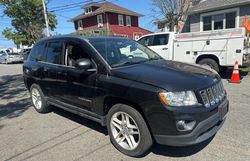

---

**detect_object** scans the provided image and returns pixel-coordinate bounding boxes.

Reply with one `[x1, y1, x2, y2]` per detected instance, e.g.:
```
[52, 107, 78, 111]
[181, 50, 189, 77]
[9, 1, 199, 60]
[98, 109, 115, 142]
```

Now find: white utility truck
[137, 28, 250, 73]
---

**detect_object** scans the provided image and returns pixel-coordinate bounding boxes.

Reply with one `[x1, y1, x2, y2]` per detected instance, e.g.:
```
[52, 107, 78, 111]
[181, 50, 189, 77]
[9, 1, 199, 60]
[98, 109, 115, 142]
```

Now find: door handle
[162, 48, 168, 50]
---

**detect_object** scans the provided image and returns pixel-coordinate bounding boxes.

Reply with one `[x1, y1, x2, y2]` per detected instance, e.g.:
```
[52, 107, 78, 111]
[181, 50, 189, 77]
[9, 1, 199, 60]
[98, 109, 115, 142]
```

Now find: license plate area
[219, 101, 229, 120]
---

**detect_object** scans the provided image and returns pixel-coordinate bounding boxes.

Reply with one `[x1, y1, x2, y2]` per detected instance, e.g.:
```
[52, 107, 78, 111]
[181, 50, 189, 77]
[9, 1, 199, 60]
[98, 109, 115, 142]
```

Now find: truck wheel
[198, 58, 219, 73]
[30, 84, 51, 113]
[107, 104, 153, 157]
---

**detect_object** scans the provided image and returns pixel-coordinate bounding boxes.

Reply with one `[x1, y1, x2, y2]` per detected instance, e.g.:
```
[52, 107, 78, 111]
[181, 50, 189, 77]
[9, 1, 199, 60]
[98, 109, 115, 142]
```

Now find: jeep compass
[23, 36, 229, 157]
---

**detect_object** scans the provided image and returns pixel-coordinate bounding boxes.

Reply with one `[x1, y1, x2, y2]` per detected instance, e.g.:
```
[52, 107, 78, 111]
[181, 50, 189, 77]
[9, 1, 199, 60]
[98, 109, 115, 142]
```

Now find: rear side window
[29, 43, 45, 61]
[46, 41, 63, 64]
[152, 34, 169, 46]
[138, 36, 152, 46]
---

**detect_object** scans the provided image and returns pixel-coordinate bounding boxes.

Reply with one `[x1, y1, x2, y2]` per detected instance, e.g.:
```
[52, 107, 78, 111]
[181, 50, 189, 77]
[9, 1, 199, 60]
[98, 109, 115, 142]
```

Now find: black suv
[23, 36, 229, 157]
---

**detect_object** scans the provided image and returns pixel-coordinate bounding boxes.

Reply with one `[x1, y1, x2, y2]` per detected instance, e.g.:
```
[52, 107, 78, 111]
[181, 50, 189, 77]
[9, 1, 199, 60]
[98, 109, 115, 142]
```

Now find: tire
[107, 104, 153, 157]
[198, 58, 219, 73]
[30, 84, 51, 113]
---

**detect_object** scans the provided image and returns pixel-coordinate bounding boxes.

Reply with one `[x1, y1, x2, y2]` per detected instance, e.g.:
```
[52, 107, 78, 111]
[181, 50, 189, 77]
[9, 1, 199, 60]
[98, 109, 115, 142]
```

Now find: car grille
[200, 81, 226, 108]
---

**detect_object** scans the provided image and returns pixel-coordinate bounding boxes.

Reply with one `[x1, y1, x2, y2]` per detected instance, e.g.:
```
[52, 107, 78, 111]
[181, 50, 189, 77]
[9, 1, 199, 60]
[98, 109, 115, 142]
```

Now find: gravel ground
[0, 64, 250, 161]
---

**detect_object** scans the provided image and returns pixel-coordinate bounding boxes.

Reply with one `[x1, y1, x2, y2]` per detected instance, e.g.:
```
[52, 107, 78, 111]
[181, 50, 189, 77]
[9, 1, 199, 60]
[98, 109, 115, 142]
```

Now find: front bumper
[154, 99, 229, 146]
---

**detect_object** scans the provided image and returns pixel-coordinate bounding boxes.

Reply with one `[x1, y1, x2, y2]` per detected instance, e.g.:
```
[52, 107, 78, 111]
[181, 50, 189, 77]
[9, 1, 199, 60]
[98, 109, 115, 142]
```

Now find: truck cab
[137, 32, 175, 61]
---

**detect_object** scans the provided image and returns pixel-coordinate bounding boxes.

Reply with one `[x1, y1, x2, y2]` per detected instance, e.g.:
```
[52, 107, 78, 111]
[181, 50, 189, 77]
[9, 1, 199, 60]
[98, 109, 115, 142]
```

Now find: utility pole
[42, 0, 50, 37]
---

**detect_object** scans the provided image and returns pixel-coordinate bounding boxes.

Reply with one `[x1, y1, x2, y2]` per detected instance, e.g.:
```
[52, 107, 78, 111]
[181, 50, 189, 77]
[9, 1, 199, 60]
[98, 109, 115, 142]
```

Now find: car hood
[111, 59, 220, 91]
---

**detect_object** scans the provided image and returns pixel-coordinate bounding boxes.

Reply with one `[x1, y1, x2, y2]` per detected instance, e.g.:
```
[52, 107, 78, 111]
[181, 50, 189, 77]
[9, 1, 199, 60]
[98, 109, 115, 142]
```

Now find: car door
[149, 34, 170, 60]
[58, 39, 98, 111]
[0, 53, 5, 63]
[41, 40, 64, 100]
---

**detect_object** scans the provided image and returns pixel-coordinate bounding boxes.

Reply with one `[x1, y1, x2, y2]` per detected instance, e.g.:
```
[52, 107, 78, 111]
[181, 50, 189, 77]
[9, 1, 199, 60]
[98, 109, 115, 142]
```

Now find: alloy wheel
[31, 88, 42, 109]
[110, 112, 140, 151]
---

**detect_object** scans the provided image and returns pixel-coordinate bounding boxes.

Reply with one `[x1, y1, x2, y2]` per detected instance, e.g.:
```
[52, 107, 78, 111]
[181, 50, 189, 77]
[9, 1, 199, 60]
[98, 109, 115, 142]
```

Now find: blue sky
[0, 0, 158, 48]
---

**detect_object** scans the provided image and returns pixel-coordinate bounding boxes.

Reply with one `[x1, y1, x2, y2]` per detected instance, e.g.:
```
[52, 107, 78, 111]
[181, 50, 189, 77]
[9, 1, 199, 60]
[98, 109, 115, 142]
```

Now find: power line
[49, 0, 93, 10]
[50, 0, 106, 13]
[49, 0, 93, 12]
[56, 14, 72, 19]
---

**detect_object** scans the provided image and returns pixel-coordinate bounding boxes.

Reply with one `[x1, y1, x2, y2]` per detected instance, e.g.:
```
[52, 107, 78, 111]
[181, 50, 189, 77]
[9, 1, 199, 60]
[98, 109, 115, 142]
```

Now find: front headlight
[159, 91, 198, 106]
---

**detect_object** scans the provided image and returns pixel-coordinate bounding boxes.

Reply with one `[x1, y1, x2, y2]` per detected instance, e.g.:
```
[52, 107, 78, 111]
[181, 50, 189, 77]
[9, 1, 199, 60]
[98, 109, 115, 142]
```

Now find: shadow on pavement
[220, 67, 249, 80]
[0, 74, 31, 119]
[52, 107, 108, 135]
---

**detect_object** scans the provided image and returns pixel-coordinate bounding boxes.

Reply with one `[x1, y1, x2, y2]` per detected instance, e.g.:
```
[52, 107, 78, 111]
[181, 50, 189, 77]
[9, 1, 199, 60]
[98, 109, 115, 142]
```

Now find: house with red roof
[71, 2, 152, 40]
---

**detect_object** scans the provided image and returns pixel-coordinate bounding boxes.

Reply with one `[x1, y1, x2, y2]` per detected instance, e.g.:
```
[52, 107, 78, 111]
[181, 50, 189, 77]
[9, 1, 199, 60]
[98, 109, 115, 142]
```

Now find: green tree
[0, 0, 57, 46]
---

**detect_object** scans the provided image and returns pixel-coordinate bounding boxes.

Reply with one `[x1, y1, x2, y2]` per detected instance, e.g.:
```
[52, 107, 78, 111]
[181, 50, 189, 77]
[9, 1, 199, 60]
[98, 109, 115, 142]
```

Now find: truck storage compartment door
[173, 39, 194, 63]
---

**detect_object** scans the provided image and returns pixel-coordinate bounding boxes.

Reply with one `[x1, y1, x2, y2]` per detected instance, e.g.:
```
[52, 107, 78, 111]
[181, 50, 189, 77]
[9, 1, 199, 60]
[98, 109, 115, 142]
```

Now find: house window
[126, 16, 131, 26]
[97, 15, 103, 27]
[226, 12, 236, 29]
[203, 16, 212, 31]
[85, 7, 92, 14]
[214, 14, 223, 30]
[78, 20, 83, 30]
[118, 15, 124, 26]
[201, 8, 238, 31]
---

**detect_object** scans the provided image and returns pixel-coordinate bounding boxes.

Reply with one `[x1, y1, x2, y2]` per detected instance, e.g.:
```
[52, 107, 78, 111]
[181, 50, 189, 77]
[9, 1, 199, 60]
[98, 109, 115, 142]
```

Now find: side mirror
[74, 58, 93, 70]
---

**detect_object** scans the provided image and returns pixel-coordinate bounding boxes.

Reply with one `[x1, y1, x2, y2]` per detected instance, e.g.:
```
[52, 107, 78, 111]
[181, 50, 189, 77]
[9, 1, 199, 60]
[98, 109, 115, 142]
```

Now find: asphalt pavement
[0, 64, 250, 161]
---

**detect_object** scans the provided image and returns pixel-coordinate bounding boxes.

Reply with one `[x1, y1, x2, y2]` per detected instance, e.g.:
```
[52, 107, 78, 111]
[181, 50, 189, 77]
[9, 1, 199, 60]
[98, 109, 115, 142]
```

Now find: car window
[29, 43, 45, 61]
[46, 41, 63, 64]
[64, 43, 90, 66]
[138, 36, 152, 46]
[152, 34, 169, 46]
[1, 53, 7, 57]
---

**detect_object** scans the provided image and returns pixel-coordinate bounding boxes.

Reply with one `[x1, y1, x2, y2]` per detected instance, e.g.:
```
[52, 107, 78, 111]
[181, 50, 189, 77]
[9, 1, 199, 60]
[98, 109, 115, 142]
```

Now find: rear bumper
[154, 100, 229, 146]
[243, 60, 250, 67]
[243, 54, 250, 66]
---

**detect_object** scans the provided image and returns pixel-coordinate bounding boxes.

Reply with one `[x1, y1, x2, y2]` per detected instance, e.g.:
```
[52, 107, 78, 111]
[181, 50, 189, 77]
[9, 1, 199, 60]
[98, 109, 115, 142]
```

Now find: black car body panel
[23, 36, 228, 146]
[111, 59, 220, 91]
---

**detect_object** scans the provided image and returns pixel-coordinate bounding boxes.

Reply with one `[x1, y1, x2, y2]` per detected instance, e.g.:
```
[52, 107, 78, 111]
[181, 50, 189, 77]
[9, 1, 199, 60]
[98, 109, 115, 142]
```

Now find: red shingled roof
[72, 2, 143, 21]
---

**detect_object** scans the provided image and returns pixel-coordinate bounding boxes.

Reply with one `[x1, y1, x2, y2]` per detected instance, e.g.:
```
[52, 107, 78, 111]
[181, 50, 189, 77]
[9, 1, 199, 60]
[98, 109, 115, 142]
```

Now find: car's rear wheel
[30, 84, 51, 113]
[107, 104, 152, 157]
[198, 58, 219, 73]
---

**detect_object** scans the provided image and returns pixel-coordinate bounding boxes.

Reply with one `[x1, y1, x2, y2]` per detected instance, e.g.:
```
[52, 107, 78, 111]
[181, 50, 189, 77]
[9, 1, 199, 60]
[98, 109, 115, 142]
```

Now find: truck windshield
[89, 38, 161, 68]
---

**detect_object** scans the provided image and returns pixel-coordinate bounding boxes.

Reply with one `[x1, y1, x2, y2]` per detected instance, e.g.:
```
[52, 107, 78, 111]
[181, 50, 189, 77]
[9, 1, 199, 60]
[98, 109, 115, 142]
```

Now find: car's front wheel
[30, 84, 51, 113]
[107, 104, 153, 157]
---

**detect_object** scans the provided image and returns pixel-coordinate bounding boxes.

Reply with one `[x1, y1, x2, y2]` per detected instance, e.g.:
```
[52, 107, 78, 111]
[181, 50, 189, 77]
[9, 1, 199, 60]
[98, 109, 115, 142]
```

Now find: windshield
[89, 38, 161, 68]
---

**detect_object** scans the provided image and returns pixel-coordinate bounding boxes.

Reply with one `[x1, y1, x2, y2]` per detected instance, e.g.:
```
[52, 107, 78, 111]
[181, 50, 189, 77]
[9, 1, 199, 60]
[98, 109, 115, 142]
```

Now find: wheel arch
[26, 78, 37, 91]
[104, 96, 153, 136]
[195, 54, 221, 65]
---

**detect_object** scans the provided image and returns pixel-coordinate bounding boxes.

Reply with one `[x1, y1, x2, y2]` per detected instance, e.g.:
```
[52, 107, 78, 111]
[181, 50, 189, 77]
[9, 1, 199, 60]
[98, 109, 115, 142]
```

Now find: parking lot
[0, 64, 250, 161]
